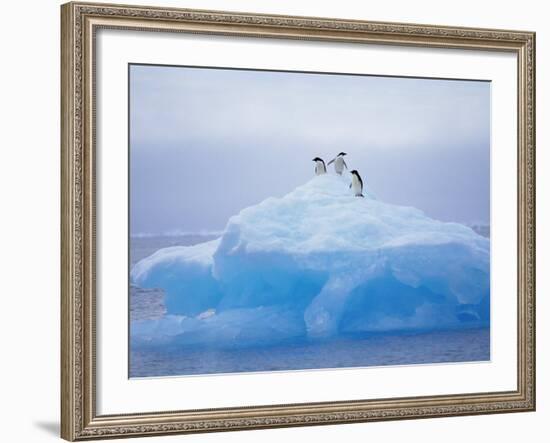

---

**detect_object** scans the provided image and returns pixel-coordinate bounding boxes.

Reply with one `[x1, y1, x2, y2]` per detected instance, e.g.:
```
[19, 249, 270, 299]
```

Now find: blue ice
[131, 175, 490, 347]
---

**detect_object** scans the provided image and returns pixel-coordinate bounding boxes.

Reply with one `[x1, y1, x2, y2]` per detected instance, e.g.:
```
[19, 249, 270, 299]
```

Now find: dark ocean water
[129, 232, 490, 378]
[130, 328, 490, 377]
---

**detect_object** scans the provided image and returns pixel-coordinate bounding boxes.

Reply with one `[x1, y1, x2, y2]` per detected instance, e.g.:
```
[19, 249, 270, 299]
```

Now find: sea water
[130, 327, 489, 377]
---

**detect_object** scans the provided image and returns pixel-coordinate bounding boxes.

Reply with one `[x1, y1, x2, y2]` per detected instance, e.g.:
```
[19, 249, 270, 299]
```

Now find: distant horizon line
[130, 229, 225, 238]
[131, 221, 490, 239]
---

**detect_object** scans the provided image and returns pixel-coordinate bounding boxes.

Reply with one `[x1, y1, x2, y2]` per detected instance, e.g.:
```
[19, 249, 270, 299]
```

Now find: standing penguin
[350, 170, 364, 197]
[327, 152, 348, 175]
[312, 157, 327, 175]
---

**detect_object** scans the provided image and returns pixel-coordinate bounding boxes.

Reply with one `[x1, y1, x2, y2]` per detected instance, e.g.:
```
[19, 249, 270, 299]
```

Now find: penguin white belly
[334, 157, 345, 175]
[351, 175, 363, 196]
[315, 162, 326, 175]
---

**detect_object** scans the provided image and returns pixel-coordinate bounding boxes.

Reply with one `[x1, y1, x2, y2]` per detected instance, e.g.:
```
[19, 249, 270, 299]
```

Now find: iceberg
[131, 174, 489, 348]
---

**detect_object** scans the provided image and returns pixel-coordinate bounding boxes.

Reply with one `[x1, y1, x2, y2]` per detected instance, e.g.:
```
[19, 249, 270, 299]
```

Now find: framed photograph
[61, 2, 536, 440]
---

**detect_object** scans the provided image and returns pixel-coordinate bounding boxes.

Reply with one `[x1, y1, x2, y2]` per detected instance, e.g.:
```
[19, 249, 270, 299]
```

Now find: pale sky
[130, 64, 490, 235]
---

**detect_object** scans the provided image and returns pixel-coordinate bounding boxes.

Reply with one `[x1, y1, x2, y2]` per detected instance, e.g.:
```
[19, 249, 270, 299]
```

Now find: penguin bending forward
[350, 170, 364, 197]
[312, 157, 327, 175]
[327, 152, 348, 175]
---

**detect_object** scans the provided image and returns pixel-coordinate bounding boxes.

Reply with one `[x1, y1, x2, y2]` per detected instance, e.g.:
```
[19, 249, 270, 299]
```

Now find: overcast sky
[130, 64, 490, 235]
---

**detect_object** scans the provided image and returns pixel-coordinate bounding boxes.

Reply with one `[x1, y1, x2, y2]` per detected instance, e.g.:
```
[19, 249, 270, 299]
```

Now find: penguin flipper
[343, 159, 348, 170]
[349, 183, 352, 189]
[327, 158, 335, 166]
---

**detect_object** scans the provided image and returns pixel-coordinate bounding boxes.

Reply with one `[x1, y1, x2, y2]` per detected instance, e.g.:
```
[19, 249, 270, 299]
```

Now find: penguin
[350, 170, 364, 197]
[327, 152, 348, 175]
[312, 157, 327, 175]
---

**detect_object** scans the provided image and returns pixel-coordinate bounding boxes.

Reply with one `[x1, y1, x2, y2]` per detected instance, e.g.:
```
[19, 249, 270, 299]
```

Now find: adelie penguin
[327, 152, 348, 175]
[350, 170, 364, 197]
[312, 157, 327, 175]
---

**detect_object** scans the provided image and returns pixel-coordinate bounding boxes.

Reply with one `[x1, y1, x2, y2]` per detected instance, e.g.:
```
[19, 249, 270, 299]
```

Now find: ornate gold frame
[61, 2, 536, 440]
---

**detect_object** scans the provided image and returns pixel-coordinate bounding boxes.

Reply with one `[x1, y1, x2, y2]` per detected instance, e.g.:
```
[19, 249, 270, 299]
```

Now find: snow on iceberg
[131, 174, 489, 347]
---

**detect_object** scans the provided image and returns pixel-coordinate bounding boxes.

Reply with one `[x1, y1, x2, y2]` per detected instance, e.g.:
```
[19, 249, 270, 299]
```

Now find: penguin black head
[338, 152, 347, 156]
[351, 169, 359, 175]
[312, 157, 324, 162]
